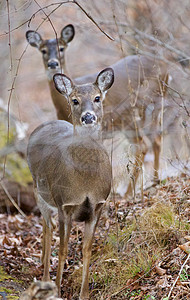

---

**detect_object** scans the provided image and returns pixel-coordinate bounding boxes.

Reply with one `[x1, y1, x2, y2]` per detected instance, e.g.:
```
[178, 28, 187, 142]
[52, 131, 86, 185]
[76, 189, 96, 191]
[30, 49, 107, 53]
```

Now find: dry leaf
[155, 265, 166, 276]
[156, 275, 170, 288]
[178, 241, 190, 254]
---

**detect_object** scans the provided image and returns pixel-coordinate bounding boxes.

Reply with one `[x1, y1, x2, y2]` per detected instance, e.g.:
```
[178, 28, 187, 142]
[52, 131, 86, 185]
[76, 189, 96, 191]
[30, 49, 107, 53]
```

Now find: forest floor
[0, 174, 190, 300]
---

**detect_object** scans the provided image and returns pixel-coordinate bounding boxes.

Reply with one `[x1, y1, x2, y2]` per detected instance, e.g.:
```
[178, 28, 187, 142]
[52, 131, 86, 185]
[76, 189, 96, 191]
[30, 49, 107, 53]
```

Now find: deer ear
[53, 73, 73, 96]
[96, 68, 114, 93]
[60, 24, 75, 44]
[26, 30, 43, 48]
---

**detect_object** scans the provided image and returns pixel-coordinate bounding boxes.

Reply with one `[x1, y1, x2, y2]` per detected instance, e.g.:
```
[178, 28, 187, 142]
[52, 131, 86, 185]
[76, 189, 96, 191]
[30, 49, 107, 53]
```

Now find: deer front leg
[56, 208, 71, 296]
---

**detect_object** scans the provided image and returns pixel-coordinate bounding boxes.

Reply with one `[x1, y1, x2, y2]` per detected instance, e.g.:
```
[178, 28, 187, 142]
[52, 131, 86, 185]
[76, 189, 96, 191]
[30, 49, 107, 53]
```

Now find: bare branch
[0, 180, 27, 218]
[1, 1, 114, 42]
[72, 0, 114, 41]
[99, 20, 190, 61]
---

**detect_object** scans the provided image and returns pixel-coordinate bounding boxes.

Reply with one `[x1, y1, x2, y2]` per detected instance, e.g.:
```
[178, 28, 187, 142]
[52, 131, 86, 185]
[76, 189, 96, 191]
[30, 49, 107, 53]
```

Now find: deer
[27, 68, 114, 299]
[26, 25, 169, 197]
[26, 24, 75, 122]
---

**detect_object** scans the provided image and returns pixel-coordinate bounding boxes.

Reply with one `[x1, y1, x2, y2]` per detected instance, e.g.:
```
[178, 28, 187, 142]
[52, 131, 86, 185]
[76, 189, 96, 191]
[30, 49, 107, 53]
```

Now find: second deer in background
[26, 24, 75, 122]
[26, 25, 169, 196]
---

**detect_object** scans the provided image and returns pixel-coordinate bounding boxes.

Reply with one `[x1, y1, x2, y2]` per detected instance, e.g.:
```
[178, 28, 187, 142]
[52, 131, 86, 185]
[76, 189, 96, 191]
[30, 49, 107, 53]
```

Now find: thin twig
[3, 0, 12, 179]
[0, 181, 27, 218]
[33, 0, 58, 40]
[2, 47, 27, 181]
[167, 252, 190, 299]
[0, 2, 65, 36]
[164, 82, 190, 117]
[1, 1, 114, 41]
[28, 0, 114, 40]
[6, 0, 13, 70]
[72, 0, 114, 41]
[99, 20, 190, 61]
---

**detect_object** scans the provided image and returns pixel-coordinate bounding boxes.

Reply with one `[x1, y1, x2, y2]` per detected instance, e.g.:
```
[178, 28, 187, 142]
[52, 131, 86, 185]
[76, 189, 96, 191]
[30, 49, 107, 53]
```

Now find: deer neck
[73, 124, 102, 141]
[48, 79, 72, 122]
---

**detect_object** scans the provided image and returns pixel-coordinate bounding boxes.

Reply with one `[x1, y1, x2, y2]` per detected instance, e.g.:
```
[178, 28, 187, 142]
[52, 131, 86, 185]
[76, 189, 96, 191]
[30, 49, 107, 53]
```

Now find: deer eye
[72, 99, 79, 105]
[59, 47, 64, 52]
[94, 96, 100, 103]
[41, 49, 47, 55]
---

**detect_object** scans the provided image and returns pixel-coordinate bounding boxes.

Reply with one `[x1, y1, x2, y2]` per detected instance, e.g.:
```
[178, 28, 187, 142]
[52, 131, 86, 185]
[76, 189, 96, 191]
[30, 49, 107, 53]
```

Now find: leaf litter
[0, 174, 189, 299]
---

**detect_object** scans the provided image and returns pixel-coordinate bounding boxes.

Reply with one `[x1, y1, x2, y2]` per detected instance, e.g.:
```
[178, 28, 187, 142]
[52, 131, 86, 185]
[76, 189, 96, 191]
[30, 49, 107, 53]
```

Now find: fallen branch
[0, 180, 27, 218]
[167, 252, 190, 299]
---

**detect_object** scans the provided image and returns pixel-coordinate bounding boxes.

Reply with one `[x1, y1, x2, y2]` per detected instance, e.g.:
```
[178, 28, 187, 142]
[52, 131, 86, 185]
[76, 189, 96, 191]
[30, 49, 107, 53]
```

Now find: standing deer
[26, 25, 169, 196]
[26, 24, 75, 121]
[27, 68, 114, 299]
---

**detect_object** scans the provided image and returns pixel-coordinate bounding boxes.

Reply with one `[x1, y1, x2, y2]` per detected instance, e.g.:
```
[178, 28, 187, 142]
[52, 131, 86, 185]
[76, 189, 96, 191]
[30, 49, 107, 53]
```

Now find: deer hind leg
[80, 204, 103, 300]
[42, 217, 54, 281]
[34, 188, 55, 281]
[125, 137, 148, 198]
[56, 207, 72, 296]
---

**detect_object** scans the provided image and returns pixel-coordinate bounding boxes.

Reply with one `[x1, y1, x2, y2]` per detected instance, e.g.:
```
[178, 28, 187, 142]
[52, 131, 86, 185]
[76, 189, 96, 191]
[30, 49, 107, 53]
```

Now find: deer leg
[125, 138, 148, 198]
[34, 187, 54, 281]
[80, 205, 103, 300]
[153, 134, 161, 183]
[56, 208, 71, 296]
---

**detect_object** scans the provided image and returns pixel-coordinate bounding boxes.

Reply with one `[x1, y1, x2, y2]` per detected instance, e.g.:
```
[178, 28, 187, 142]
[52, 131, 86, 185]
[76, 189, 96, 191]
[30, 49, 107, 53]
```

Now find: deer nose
[81, 112, 96, 125]
[48, 60, 59, 69]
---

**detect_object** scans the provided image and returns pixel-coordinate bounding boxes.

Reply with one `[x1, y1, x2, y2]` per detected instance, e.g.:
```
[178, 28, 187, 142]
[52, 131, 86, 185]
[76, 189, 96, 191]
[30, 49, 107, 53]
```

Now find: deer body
[26, 26, 169, 195]
[27, 68, 114, 299]
[75, 55, 168, 194]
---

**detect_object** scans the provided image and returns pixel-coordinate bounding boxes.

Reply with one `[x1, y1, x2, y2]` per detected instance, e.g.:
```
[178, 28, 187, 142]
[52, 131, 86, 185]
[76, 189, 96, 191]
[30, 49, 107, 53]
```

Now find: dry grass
[69, 199, 190, 299]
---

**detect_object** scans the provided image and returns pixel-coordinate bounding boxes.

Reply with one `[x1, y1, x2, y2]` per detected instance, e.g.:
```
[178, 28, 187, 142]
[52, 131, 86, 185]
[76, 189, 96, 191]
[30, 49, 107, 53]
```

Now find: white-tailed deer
[26, 26, 169, 196]
[26, 24, 75, 121]
[27, 68, 114, 299]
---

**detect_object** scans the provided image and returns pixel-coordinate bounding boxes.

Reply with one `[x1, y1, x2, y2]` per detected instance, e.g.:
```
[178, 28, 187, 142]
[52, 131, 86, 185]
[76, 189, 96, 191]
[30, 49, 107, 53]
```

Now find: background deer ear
[53, 73, 73, 96]
[60, 24, 75, 44]
[96, 68, 114, 92]
[26, 31, 43, 48]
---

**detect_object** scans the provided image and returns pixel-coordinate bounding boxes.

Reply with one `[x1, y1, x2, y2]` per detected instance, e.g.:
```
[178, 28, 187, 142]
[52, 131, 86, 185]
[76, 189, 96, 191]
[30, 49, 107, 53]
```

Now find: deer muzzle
[81, 112, 97, 125]
[48, 59, 59, 69]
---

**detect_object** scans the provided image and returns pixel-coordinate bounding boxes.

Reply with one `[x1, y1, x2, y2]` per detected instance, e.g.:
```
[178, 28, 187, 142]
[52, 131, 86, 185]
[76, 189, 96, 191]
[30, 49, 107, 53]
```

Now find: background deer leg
[153, 134, 161, 183]
[125, 137, 148, 198]
[56, 208, 72, 296]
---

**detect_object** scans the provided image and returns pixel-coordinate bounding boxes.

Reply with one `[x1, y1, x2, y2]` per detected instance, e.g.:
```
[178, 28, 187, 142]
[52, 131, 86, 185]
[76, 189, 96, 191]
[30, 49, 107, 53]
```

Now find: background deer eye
[59, 47, 64, 52]
[41, 49, 47, 55]
[94, 96, 100, 103]
[72, 99, 79, 105]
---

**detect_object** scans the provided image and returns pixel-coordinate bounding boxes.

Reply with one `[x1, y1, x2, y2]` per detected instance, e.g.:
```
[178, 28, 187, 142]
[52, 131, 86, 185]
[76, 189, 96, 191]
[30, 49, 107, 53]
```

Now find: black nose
[81, 112, 96, 124]
[48, 61, 59, 69]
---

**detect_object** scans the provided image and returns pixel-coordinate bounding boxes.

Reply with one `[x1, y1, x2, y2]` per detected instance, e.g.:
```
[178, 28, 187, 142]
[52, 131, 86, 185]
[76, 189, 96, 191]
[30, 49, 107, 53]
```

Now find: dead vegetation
[0, 175, 190, 299]
[0, 0, 190, 299]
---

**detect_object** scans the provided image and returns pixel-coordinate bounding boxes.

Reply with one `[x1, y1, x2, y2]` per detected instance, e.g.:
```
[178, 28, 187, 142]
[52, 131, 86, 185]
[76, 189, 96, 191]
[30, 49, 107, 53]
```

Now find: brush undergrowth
[69, 200, 190, 299]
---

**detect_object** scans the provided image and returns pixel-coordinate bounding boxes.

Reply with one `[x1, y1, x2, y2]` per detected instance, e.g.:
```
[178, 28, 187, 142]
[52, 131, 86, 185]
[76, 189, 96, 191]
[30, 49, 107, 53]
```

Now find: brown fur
[26, 26, 169, 196]
[27, 68, 114, 299]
